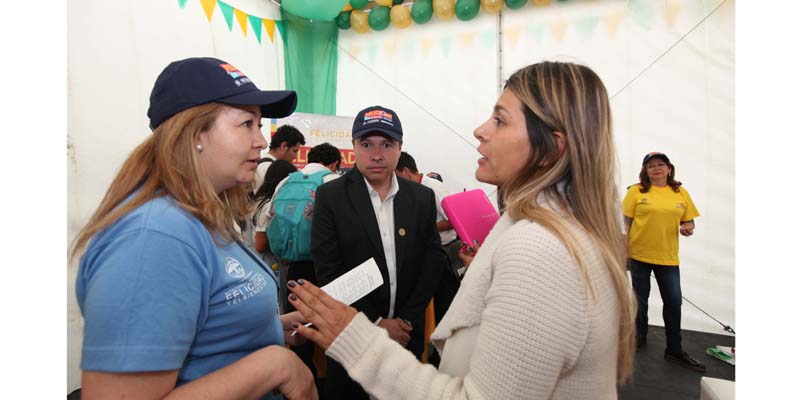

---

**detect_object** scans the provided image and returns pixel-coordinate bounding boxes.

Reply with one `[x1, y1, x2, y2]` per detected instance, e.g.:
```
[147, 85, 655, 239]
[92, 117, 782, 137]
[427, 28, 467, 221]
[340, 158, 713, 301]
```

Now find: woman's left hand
[280, 311, 309, 347]
[287, 279, 358, 350]
[679, 222, 695, 237]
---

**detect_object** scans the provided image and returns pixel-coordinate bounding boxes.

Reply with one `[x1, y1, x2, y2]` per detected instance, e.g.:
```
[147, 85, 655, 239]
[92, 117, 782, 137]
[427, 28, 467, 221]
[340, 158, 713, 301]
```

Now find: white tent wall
[67, 0, 285, 392]
[337, 0, 734, 336]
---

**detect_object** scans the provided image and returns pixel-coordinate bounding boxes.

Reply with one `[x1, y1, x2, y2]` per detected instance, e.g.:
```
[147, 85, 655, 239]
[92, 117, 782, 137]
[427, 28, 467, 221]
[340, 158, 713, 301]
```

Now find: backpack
[267, 169, 332, 261]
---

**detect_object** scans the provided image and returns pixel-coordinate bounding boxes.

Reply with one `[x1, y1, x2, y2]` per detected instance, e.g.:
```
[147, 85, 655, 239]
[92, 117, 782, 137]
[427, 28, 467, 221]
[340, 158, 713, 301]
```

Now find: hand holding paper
[289, 258, 383, 338]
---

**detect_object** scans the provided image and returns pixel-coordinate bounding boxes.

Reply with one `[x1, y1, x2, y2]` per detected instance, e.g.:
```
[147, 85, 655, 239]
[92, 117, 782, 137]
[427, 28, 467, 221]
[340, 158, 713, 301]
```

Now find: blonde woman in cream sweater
[286, 61, 636, 399]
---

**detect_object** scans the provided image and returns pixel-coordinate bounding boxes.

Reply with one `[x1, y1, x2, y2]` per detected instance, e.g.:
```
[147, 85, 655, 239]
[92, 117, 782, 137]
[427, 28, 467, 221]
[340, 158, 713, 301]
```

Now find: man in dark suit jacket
[311, 105, 447, 400]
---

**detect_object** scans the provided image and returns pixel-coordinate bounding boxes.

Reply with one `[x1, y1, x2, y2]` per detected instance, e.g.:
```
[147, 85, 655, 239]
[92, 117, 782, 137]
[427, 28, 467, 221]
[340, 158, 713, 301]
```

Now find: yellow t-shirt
[622, 184, 700, 266]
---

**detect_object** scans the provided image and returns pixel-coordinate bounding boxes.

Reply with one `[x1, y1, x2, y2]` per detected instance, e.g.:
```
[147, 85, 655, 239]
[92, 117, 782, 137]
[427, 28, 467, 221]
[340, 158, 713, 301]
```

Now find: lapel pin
[398, 228, 406, 237]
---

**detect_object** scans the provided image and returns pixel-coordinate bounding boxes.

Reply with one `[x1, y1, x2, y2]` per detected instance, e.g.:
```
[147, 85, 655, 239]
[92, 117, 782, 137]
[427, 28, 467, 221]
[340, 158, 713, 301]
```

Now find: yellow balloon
[532, 0, 551, 6]
[390, 5, 412, 29]
[342, 4, 353, 12]
[375, 0, 393, 6]
[433, 0, 455, 20]
[481, 0, 504, 13]
[350, 10, 370, 33]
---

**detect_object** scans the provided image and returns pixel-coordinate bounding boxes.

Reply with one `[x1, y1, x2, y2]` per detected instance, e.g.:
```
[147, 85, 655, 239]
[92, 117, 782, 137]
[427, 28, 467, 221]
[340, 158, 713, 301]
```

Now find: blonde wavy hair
[70, 103, 253, 260]
[502, 61, 636, 382]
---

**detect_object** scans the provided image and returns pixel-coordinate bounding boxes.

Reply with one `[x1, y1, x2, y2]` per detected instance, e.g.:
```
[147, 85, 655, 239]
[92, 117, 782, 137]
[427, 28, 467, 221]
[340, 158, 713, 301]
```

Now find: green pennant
[440, 33, 453, 57]
[628, 0, 655, 30]
[575, 15, 599, 40]
[367, 41, 378, 65]
[249, 15, 263, 44]
[276, 20, 287, 43]
[479, 30, 496, 49]
[218, 1, 235, 31]
[178, 0, 189, 9]
[401, 40, 415, 60]
[527, 24, 545, 43]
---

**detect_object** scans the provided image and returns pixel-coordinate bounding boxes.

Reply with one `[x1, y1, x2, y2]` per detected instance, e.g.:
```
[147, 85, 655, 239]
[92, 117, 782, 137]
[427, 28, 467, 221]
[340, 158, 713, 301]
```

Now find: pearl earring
[196, 144, 203, 152]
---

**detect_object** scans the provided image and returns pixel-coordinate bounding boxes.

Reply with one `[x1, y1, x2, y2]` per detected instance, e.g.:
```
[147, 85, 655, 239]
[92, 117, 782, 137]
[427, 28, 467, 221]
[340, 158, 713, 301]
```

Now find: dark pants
[324, 319, 424, 400]
[434, 240, 463, 324]
[630, 259, 683, 353]
[285, 260, 318, 379]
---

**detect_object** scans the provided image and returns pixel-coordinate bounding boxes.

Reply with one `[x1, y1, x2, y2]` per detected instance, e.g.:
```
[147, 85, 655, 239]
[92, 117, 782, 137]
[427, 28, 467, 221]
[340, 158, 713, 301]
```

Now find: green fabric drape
[280, 10, 338, 115]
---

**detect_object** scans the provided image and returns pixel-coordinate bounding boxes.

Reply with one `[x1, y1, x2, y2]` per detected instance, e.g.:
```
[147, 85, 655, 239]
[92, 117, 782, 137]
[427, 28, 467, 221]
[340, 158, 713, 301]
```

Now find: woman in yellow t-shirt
[622, 152, 706, 373]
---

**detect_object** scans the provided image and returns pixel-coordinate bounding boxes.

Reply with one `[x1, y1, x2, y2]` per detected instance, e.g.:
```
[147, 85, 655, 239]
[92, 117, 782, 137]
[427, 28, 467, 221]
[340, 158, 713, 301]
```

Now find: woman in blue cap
[71, 57, 317, 399]
[623, 152, 705, 372]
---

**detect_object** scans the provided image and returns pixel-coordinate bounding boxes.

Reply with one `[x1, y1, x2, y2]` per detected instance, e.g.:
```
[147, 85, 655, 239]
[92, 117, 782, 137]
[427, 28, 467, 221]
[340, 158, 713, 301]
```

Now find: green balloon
[350, 0, 368, 10]
[337, 11, 351, 29]
[368, 6, 391, 31]
[505, 0, 528, 9]
[393, 0, 404, 4]
[455, 0, 480, 21]
[411, 0, 433, 24]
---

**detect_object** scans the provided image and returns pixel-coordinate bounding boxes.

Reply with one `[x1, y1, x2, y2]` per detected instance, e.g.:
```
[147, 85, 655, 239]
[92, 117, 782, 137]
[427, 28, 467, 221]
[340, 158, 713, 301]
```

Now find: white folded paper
[321, 257, 384, 305]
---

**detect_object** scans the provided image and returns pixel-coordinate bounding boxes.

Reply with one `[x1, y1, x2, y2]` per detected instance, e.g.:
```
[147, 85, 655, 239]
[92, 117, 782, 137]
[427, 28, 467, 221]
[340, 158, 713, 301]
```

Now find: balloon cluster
[336, 0, 559, 33]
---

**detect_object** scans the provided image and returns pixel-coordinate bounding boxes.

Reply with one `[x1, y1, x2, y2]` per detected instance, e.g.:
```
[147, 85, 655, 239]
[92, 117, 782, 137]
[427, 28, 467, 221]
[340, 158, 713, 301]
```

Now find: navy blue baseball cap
[642, 151, 670, 165]
[147, 57, 297, 130]
[351, 105, 403, 142]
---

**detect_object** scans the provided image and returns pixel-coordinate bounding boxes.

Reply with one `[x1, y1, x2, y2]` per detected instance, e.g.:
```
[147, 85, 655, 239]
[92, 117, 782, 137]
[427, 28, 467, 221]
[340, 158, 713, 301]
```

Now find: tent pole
[497, 9, 503, 97]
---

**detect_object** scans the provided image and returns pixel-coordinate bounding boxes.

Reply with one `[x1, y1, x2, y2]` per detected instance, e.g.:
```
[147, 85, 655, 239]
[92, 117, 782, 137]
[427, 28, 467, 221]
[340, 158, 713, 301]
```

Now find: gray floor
[68, 325, 735, 399]
[619, 326, 736, 400]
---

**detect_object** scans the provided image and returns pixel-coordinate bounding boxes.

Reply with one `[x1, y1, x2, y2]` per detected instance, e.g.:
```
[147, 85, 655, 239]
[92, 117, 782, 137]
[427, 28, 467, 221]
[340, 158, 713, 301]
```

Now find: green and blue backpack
[267, 169, 332, 261]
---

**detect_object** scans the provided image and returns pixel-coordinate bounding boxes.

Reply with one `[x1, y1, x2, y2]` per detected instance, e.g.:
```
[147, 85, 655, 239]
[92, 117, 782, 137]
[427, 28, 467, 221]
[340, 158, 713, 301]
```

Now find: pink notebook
[441, 189, 500, 246]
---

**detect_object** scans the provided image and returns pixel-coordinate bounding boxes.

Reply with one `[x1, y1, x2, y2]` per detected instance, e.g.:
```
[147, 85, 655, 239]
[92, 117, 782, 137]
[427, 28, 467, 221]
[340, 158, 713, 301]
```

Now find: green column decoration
[280, 9, 339, 115]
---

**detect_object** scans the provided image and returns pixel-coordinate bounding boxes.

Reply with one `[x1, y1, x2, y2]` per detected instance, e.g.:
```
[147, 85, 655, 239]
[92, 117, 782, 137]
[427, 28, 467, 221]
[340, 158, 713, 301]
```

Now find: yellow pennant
[421, 36, 434, 58]
[263, 18, 276, 43]
[664, 0, 681, 28]
[458, 30, 476, 47]
[349, 44, 363, 59]
[200, 0, 217, 22]
[603, 10, 625, 38]
[506, 26, 522, 49]
[549, 20, 568, 43]
[234, 8, 248, 36]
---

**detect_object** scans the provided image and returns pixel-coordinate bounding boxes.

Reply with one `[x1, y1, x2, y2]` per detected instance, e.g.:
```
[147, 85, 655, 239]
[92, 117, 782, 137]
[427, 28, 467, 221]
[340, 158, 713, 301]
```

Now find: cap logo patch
[219, 63, 252, 87]
[363, 110, 395, 127]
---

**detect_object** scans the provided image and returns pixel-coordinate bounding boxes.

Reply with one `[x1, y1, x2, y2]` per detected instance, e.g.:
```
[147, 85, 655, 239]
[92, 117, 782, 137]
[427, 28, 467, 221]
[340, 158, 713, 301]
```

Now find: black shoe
[664, 351, 707, 372]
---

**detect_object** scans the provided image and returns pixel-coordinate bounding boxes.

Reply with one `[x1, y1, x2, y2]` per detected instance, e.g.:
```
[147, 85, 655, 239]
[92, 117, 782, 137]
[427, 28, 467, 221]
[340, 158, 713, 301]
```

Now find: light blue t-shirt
[77, 195, 284, 396]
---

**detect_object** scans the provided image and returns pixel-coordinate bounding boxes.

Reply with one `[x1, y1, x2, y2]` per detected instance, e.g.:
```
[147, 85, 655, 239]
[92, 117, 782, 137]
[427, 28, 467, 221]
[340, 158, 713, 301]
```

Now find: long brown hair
[70, 103, 254, 260]
[638, 159, 682, 193]
[502, 61, 636, 382]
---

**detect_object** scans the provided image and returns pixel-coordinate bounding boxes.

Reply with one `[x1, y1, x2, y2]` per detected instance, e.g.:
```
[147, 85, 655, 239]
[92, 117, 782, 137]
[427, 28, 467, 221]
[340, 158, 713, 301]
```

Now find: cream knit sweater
[326, 212, 620, 400]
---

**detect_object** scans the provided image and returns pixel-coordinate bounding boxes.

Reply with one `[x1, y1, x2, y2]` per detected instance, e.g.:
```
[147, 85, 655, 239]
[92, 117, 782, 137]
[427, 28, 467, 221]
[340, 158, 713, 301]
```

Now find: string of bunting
[336, 0, 568, 33]
[178, 0, 284, 45]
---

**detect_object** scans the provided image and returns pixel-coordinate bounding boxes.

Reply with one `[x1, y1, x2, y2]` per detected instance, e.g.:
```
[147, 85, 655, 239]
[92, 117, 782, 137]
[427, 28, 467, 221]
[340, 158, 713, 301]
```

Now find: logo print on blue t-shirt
[225, 257, 246, 279]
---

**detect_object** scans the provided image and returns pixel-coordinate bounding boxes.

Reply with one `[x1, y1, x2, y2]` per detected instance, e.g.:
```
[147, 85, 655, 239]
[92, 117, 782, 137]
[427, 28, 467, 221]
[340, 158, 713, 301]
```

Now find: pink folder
[441, 189, 500, 246]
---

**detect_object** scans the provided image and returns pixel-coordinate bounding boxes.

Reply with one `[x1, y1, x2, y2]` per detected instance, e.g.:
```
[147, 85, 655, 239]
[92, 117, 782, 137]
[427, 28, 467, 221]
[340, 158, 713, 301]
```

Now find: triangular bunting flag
[421, 36, 434, 58]
[548, 20, 568, 44]
[527, 24, 545, 43]
[440, 34, 453, 57]
[367, 41, 378, 65]
[263, 18, 276, 43]
[478, 30, 495, 49]
[276, 20, 287, 43]
[178, 0, 189, 9]
[384, 38, 397, 58]
[401, 40, 415, 60]
[664, 0, 681, 29]
[575, 15, 599, 41]
[603, 11, 625, 38]
[217, 1, 235, 31]
[249, 15, 263, 43]
[349, 44, 363, 60]
[457, 30, 476, 47]
[506, 26, 521, 49]
[200, 0, 217, 22]
[234, 8, 248, 36]
[628, 0, 655, 30]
